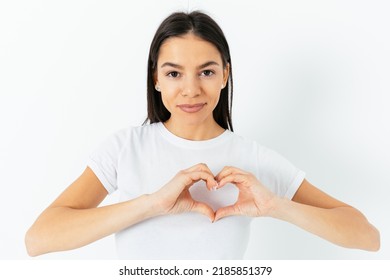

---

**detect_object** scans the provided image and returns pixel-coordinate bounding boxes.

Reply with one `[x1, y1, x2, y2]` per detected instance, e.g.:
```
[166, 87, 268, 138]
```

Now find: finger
[217, 173, 247, 189]
[191, 201, 215, 222]
[214, 205, 240, 221]
[185, 171, 218, 191]
[215, 166, 247, 182]
[185, 163, 214, 175]
[214, 166, 235, 181]
[185, 164, 218, 190]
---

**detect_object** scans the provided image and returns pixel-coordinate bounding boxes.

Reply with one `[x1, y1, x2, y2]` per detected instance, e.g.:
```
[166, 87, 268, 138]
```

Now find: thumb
[214, 205, 239, 222]
[191, 201, 215, 222]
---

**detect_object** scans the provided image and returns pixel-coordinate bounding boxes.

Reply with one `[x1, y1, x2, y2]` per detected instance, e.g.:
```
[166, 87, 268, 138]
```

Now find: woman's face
[155, 33, 229, 127]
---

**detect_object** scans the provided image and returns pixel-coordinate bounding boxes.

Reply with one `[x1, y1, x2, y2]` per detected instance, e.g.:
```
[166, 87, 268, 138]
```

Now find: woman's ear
[222, 63, 230, 88]
[153, 70, 157, 84]
[153, 71, 160, 91]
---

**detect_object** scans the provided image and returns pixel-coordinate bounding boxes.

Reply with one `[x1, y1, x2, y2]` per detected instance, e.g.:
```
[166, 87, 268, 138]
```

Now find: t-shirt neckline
[156, 122, 232, 149]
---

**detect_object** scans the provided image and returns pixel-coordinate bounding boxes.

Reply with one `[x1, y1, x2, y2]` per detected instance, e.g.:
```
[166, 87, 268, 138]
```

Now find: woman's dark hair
[144, 11, 234, 131]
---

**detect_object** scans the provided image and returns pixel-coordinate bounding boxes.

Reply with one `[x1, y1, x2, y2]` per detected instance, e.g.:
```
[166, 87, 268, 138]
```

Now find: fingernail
[212, 185, 218, 191]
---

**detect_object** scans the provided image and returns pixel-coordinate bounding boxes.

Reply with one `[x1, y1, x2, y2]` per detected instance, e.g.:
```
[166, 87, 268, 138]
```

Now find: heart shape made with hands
[189, 181, 239, 212]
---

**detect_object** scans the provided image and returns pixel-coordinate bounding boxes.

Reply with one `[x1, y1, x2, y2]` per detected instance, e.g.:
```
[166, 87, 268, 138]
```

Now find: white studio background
[0, 0, 389, 260]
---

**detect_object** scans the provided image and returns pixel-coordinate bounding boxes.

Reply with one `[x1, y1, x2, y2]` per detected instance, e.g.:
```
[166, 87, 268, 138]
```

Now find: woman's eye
[167, 71, 180, 78]
[201, 70, 214, 77]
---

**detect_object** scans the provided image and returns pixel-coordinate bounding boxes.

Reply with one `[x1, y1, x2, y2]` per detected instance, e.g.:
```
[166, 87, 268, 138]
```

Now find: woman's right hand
[152, 163, 218, 221]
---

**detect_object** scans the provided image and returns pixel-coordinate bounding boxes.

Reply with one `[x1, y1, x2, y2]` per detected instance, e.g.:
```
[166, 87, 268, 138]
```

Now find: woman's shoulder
[110, 122, 160, 138]
[228, 131, 264, 149]
[228, 131, 282, 159]
[92, 123, 161, 152]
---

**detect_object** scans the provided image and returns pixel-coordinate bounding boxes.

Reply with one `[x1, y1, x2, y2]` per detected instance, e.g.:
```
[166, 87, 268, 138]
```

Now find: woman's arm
[25, 164, 218, 257]
[273, 179, 380, 251]
[25, 167, 157, 256]
[214, 167, 380, 251]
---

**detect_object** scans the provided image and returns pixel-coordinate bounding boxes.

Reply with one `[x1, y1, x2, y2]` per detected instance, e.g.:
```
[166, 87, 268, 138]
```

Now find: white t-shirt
[88, 122, 305, 259]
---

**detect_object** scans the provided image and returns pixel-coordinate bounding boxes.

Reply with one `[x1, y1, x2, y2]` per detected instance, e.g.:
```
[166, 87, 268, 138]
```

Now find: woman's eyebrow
[160, 61, 220, 69]
[198, 61, 220, 69]
[160, 62, 183, 69]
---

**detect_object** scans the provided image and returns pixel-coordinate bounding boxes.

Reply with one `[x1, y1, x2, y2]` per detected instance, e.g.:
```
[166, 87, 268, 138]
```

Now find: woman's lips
[177, 103, 206, 113]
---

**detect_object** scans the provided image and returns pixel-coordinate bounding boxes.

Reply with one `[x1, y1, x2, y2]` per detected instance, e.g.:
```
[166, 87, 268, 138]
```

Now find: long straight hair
[143, 11, 234, 131]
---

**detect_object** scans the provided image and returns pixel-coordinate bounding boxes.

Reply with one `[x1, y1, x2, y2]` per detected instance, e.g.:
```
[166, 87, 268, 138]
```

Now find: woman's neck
[163, 118, 225, 141]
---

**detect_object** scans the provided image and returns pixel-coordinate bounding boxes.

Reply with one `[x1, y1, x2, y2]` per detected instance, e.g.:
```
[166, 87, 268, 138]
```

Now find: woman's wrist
[264, 196, 290, 219]
[143, 192, 169, 217]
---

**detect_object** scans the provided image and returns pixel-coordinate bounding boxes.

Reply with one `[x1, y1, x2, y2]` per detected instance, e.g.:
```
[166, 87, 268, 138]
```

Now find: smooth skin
[25, 33, 380, 257]
[155, 33, 229, 140]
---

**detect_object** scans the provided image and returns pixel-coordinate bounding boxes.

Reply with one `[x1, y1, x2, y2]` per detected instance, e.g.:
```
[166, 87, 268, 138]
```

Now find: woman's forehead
[157, 33, 223, 67]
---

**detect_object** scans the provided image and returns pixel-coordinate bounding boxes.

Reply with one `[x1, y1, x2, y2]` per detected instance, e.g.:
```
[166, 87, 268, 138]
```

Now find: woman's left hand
[214, 166, 276, 221]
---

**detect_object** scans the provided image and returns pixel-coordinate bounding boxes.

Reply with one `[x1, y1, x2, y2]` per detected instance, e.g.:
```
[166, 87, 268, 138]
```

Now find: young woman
[25, 11, 380, 259]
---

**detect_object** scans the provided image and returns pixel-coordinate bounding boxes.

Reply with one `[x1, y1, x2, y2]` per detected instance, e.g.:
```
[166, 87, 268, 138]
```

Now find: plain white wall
[0, 0, 389, 259]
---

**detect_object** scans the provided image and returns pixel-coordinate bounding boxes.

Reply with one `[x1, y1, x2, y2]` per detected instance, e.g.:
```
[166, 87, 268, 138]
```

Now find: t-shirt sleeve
[256, 145, 305, 199]
[87, 129, 127, 194]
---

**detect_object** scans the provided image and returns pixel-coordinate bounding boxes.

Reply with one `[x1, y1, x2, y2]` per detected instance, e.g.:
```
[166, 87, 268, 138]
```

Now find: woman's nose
[181, 76, 200, 97]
